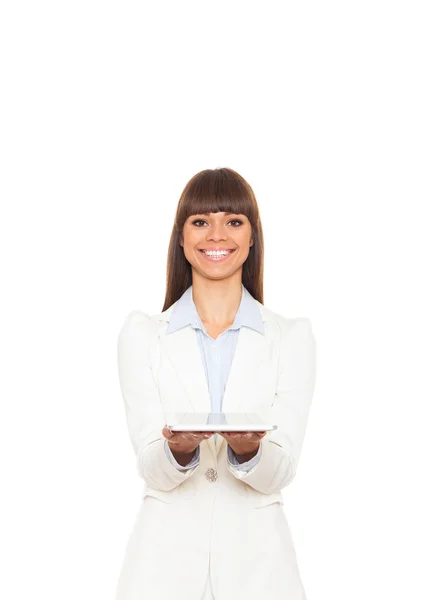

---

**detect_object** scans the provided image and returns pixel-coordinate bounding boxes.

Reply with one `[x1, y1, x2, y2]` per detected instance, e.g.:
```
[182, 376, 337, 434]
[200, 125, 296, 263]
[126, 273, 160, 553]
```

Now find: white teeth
[202, 250, 230, 256]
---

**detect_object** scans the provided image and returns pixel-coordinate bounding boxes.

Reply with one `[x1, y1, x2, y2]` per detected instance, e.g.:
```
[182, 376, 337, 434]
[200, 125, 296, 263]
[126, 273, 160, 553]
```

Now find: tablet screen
[165, 412, 277, 432]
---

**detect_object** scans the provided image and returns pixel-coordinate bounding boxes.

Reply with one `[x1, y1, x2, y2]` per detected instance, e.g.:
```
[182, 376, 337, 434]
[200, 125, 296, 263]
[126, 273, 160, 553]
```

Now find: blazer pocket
[143, 488, 176, 504]
[248, 488, 284, 509]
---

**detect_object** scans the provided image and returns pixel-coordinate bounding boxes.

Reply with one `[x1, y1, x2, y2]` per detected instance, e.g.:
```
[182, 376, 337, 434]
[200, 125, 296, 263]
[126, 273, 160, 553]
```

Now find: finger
[162, 426, 175, 440]
[181, 432, 207, 443]
[192, 431, 215, 438]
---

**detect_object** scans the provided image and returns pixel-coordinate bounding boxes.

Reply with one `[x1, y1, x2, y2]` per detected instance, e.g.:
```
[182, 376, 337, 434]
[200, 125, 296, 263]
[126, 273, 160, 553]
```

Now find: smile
[198, 249, 236, 261]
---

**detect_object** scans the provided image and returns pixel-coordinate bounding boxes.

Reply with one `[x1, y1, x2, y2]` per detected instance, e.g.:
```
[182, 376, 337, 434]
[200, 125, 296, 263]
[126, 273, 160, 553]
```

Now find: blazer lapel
[159, 323, 212, 414]
[221, 325, 268, 413]
[215, 325, 269, 455]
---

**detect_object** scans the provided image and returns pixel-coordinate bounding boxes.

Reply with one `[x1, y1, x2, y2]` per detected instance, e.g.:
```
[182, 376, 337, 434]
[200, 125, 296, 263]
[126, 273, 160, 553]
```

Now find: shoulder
[256, 301, 315, 343]
[120, 309, 152, 329]
[117, 310, 160, 351]
[119, 310, 150, 336]
[118, 304, 175, 342]
[118, 311, 166, 370]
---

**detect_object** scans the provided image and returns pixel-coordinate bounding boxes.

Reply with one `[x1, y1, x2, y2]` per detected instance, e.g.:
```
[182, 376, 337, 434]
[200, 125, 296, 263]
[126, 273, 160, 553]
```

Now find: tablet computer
[165, 412, 277, 432]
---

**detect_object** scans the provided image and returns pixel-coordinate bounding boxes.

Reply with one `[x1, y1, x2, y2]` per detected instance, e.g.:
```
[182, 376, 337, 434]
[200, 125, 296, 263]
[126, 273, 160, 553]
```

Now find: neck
[191, 272, 243, 324]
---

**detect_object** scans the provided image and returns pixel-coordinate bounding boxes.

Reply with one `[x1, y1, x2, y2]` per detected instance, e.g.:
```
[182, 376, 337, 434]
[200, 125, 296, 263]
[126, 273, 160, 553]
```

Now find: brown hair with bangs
[162, 167, 264, 311]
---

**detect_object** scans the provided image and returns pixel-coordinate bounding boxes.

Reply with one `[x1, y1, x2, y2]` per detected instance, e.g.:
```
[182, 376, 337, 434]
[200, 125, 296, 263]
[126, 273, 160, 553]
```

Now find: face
[180, 212, 254, 281]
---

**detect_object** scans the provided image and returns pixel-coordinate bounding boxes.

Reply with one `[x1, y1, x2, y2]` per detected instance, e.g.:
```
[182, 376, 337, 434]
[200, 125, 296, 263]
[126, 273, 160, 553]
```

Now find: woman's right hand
[162, 426, 215, 455]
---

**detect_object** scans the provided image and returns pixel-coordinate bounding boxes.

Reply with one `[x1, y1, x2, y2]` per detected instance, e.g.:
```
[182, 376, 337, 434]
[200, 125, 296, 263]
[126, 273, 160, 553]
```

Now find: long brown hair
[162, 167, 264, 312]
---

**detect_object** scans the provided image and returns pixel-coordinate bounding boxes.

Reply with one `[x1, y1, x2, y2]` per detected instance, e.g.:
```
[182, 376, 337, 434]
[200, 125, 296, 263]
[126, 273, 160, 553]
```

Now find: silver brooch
[205, 468, 218, 482]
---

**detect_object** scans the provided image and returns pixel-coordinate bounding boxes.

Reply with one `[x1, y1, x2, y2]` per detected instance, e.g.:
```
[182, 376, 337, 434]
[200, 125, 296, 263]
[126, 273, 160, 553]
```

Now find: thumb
[162, 425, 175, 440]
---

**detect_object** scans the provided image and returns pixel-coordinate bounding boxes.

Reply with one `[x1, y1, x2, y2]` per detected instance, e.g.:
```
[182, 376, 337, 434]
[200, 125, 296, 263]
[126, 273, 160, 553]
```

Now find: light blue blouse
[164, 283, 264, 472]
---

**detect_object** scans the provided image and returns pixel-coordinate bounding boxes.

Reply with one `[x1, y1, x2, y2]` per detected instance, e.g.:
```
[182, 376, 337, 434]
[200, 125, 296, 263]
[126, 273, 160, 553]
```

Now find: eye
[190, 218, 244, 227]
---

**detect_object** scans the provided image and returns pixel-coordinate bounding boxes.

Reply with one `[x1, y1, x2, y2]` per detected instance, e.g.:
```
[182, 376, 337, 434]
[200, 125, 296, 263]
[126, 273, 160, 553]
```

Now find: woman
[115, 167, 316, 600]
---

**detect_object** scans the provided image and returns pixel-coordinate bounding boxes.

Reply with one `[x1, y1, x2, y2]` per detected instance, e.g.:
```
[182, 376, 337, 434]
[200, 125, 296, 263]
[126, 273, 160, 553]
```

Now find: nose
[206, 222, 227, 242]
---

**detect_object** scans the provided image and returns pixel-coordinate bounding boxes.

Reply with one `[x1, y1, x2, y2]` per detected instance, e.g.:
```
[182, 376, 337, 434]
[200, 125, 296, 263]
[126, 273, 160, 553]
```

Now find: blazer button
[205, 468, 218, 482]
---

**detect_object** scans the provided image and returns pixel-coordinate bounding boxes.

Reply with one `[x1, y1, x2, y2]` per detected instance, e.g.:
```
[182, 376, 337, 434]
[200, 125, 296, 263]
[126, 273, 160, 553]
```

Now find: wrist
[231, 443, 260, 464]
[169, 444, 197, 466]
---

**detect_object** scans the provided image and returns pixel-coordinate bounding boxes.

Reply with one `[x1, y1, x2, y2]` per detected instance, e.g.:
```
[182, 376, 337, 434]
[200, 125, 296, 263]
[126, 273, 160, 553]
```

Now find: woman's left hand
[217, 431, 267, 457]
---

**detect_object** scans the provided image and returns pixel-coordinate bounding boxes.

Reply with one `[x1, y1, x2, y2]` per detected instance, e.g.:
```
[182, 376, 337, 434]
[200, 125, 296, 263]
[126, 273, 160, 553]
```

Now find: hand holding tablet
[162, 426, 215, 460]
[163, 413, 276, 464]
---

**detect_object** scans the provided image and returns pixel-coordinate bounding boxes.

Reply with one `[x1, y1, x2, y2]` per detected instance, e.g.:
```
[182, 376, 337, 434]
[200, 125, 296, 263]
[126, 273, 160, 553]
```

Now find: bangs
[178, 168, 257, 224]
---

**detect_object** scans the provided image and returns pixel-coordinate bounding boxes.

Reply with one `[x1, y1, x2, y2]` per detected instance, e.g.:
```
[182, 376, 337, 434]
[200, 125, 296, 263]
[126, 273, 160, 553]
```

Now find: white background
[1, 1, 427, 598]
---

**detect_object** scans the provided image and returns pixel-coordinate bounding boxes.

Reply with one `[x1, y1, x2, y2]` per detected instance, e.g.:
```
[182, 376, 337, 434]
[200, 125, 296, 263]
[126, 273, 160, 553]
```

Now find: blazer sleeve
[227, 317, 316, 494]
[117, 311, 199, 491]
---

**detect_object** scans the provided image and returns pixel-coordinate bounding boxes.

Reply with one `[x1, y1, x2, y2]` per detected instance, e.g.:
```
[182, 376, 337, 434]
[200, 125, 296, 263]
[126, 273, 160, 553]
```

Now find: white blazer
[115, 298, 316, 600]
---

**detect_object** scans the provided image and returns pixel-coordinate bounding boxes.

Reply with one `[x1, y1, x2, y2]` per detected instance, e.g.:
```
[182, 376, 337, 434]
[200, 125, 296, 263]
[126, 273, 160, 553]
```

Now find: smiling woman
[115, 167, 316, 600]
